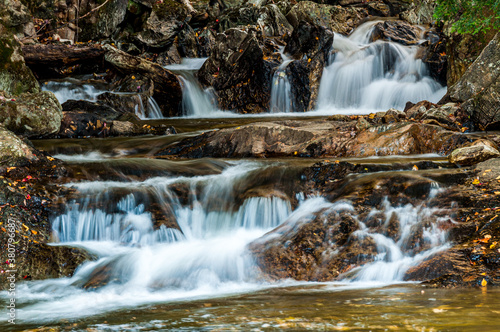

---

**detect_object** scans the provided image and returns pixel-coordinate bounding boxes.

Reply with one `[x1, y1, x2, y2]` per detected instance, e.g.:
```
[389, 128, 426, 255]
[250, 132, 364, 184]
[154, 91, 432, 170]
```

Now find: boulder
[284, 21, 333, 111]
[136, 0, 190, 47]
[286, 2, 368, 35]
[0, 125, 38, 166]
[448, 144, 500, 166]
[104, 45, 182, 117]
[0, 91, 62, 137]
[370, 20, 422, 46]
[399, 0, 435, 25]
[447, 32, 500, 130]
[444, 28, 498, 87]
[80, 0, 129, 41]
[156, 120, 475, 159]
[0, 0, 36, 40]
[0, 22, 40, 96]
[198, 28, 273, 113]
[257, 4, 293, 37]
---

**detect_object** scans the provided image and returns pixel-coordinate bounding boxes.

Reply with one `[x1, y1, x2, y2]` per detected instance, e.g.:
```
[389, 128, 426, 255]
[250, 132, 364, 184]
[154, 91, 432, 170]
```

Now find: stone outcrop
[0, 91, 62, 137]
[156, 120, 476, 159]
[447, 32, 500, 130]
[80, 0, 129, 41]
[198, 28, 273, 113]
[0, 125, 39, 166]
[286, 1, 368, 35]
[284, 21, 333, 112]
[449, 143, 500, 166]
[371, 20, 422, 46]
[399, 0, 435, 25]
[0, 21, 40, 96]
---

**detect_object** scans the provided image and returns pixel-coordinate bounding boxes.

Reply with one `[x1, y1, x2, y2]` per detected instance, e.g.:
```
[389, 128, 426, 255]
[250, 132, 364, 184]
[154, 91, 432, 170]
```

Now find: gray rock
[449, 144, 500, 166]
[0, 91, 62, 137]
[0, 125, 38, 166]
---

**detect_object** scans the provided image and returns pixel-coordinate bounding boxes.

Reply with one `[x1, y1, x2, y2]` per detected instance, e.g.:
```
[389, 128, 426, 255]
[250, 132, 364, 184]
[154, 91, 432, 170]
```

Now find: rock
[356, 117, 371, 131]
[284, 21, 333, 111]
[97, 92, 148, 118]
[371, 20, 422, 46]
[0, 22, 40, 96]
[399, 0, 435, 25]
[444, 28, 498, 87]
[447, 32, 500, 130]
[367, 1, 391, 17]
[80, 0, 129, 41]
[110, 120, 140, 136]
[104, 45, 182, 117]
[448, 144, 500, 166]
[257, 4, 293, 37]
[286, 2, 368, 35]
[156, 120, 475, 159]
[404, 100, 435, 119]
[419, 28, 447, 86]
[198, 28, 273, 113]
[0, 125, 38, 166]
[136, 0, 190, 47]
[0, 0, 36, 40]
[0, 91, 62, 137]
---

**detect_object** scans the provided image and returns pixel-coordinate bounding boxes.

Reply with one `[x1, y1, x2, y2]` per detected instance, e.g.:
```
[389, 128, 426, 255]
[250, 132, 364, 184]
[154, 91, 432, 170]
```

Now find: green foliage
[434, 0, 500, 35]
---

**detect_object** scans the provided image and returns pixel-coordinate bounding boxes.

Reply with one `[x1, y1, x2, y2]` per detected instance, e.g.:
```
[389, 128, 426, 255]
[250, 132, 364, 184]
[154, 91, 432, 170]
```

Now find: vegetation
[434, 0, 500, 35]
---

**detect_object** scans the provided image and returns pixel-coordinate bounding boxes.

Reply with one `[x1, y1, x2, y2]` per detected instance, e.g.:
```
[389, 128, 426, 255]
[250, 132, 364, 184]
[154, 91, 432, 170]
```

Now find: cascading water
[165, 59, 220, 117]
[42, 80, 107, 104]
[270, 49, 294, 113]
[317, 21, 447, 113]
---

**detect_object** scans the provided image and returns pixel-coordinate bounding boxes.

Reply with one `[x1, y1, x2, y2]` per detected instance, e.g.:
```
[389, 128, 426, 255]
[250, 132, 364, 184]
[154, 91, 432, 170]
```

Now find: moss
[153, 0, 188, 21]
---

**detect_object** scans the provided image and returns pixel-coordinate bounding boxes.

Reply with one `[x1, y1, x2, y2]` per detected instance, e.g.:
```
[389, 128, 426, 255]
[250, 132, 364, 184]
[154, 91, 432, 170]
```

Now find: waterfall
[42, 80, 106, 104]
[316, 21, 447, 113]
[270, 49, 294, 113]
[165, 58, 219, 117]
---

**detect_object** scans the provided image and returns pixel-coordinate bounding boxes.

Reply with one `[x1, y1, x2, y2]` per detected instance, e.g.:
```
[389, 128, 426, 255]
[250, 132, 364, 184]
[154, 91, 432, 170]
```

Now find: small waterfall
[42, 80, 106, 104]
[165, 58, 219, 117]
[270, 49, 294, 113]
[317, 21, 447, 113]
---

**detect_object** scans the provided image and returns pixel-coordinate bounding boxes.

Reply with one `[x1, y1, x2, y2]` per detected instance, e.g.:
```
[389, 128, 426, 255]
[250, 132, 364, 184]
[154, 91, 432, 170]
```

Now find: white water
[42, 80, 106, 104]
[165, 58, 225, 117]
[315, 21, 446, 114]
[270, 49, 294, 113]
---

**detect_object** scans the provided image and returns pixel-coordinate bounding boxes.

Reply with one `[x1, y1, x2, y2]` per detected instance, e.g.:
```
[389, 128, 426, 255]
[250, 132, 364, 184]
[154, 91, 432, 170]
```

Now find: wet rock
[404, 100, 435, 119]
[0, 125, 38, 166]
[284, 21, 333, 111]
[419, 28, 447, 86]
[198, 28, 272, 113]
[356, 117, 371, 131]
[447, 32, 500, 131]
[371, 20, 422, 46]
[0, 91, 62, 137]
[97, 92, 148, 118]
[367, 1, 391, 17]
[136, 0, 190, 47]
[257, 4, 293, 37]
[104, 45, 182, 117]
[286, 2, 368, 35]
[156, 120, 476, 159]
[110, 120, 141, 136]
[0, 22, 40, 96]
[448, 144, 500, 166]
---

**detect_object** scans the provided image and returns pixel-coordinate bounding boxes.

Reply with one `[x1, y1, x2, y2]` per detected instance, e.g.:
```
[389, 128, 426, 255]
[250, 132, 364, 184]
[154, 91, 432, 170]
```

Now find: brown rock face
[371, 20, 422, 46]
[198, 28, 273, 113]
[156, 120, 474, 159]
[448, 145, 500, 166]
[447, 32, 500, 130]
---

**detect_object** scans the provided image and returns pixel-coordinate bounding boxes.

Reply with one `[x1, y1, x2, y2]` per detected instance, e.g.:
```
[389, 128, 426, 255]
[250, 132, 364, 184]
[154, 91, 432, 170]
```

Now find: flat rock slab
[156, 120, 475, 159]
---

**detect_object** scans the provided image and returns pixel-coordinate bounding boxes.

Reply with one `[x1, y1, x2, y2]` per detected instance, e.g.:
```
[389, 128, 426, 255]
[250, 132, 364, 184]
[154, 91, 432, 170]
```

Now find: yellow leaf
[495, 192, 500, 195]
[294, 151, 298, 155]
[481, 278, 487, 287]
[485, 169, 492, 173]
[31, 230, 37, 235]
[473, 179, 480, 185]
[308, 58, 312, 63]
[412, 165, 419, 171]
[131, 76, 136, 80]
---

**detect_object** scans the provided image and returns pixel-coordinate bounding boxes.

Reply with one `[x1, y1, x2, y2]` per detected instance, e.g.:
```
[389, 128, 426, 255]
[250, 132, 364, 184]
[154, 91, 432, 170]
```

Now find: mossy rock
[0, 23, 40, 95]
[153, 0, 189, 21]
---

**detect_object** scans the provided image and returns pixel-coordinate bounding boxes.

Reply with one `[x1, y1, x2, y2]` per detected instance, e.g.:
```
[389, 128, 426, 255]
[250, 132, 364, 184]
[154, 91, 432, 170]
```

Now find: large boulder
[0, 0, 36, 40]
[0, 125, 38, 166]
[449, 143, 500, 166]
[198, 28, 273, 113]
[284, 21, 333, 112]
[399, 0, 436, 25]
[370, 20, 422, 46]
[447, 32, 500, 130]
[80, 0, 129, 41]
[286, 1, 368, 35]
[156, 120, 475, 159]
[0, 91, 62, 137]
[0, 22, 40, 96]
[136, 0, 190, 47]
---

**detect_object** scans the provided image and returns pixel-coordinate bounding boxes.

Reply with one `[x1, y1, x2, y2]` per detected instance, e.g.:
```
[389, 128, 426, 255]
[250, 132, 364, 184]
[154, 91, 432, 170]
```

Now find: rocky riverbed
[0, 0, 500, 302]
